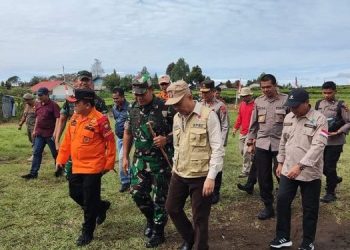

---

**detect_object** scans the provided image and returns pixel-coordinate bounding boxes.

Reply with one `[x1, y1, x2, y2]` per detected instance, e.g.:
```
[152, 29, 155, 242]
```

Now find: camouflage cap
[23, 93, 34, 100]
[132, 73, 152, 94]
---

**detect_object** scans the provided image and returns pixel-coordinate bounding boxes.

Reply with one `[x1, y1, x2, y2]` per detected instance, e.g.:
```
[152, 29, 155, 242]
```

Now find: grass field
[1, 99, 350, 249]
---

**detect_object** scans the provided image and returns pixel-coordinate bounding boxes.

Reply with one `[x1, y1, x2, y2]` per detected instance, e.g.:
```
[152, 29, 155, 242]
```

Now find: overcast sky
[1, 0, 350, 86]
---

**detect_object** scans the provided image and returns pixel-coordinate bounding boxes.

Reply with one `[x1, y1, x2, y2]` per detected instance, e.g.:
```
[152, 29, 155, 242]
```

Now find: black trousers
[255, 147, 278, 206]
[69, 173, 103, 236]
[323, 145, 343, 194]
[166, 173, 212, 250]
[276, 175, 321, 245]
[213, 171, 222, 196]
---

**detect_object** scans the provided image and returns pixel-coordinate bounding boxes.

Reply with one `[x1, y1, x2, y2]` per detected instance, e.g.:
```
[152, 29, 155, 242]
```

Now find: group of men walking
[18, 70, 349, 249]
[233, 75, 349, 250]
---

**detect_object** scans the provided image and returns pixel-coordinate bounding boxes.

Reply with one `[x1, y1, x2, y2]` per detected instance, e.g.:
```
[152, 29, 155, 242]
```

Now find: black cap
[37, 87, 49, 96]
[77, 70, 92, 80]
[199, 80, 215, 92]
[285, 88, 309, 107]
[68, 89, 95, 102]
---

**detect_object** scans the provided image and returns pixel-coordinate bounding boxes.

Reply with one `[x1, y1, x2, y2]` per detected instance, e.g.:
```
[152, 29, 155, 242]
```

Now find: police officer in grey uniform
[315, 81, 350, 203]
[246, 74, 288, 220]
[200, 80, 229, 204]
[270, 88, 327, 250]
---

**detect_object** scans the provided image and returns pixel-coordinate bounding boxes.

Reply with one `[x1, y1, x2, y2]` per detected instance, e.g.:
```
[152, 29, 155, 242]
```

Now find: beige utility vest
[173, 106, 212, 178]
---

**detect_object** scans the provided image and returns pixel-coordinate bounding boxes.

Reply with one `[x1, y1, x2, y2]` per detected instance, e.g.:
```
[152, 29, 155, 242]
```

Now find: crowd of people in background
[17, 71, 350, 250]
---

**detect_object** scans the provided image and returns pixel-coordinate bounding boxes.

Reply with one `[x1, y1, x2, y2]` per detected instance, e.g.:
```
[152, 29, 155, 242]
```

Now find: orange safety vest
[156, 90, 169, 101]
[57, 107, 116, 174]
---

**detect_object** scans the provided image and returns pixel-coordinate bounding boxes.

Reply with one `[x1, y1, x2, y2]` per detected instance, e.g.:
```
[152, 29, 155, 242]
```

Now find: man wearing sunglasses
[157, 75, 171, 101]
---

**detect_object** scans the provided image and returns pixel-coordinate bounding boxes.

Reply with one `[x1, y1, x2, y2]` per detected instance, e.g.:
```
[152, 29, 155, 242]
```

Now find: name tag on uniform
[192, 123, 205, 128]
[283, 122, 293, 126]
[304, 123, 317, 129]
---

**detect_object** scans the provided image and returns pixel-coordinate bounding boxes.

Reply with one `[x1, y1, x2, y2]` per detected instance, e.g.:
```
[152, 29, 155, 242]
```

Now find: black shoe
[76, 233, 93, 246]
[21, 173, 37, 180]
[270, 237, 292, 248]
[211, 193, 220, 205]
[54, 167, 63, 177]
[119, 183, 130, 193]
[298, 242, 314, 250]
[178, 241, 194, 250]
[96, 201, 111, 225]
[144, 220, 154, 238]
[337, 176, 343, 184]
[320, 193, 337, 203]
[237, 183, 254, 194]
[145, 225, 165, 248]
[258, 206, 274, 220]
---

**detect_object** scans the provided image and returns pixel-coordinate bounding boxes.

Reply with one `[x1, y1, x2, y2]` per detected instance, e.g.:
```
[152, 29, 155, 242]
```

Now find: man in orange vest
[156, 75, 171, 101]
[56, 89, 116, 246]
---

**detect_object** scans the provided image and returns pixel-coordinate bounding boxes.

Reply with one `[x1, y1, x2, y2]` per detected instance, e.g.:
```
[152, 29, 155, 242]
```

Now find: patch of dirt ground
[160, 200, 350, 250]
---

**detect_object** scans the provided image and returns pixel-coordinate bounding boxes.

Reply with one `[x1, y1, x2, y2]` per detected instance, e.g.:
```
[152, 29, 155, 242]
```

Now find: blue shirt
[112, 100, 129, 139]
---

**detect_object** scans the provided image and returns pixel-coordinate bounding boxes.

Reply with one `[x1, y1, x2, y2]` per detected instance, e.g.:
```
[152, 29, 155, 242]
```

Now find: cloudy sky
[1, 0, 350, 86]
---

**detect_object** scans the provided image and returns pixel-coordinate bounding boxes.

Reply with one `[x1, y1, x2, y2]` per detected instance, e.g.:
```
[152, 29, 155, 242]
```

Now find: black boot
[145, 224, 165, 248]
[257, 205, 274, 220]
[237, 182, 254, 194]
[96, 200, 111, 225]
[144, 219, 154, 238]
[76, 232, 93, 246]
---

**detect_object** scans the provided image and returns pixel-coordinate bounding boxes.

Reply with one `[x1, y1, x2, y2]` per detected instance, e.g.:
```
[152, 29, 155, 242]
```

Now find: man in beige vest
[165, 80, 224, 250]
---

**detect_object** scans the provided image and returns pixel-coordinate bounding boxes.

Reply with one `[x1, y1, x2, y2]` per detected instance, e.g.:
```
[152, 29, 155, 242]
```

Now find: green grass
[0, 103, 350, 249]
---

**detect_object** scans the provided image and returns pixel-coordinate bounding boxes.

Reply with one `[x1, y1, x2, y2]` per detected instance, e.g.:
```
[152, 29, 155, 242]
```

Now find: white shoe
[27, 155, 33, 162]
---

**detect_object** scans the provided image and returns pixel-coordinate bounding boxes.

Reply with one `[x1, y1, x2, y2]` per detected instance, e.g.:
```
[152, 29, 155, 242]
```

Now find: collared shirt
[316, 99, 350, 145]
[234, 100, 255, 135]
[112, 100, 129, 139]
[277, 108, 328, 181]
[56, 107, 116, 174]
[247, 93, 289, 151]
[34, 99, 60, 137]
[201, 97, 229, 146]
[177, 102, 225, 179]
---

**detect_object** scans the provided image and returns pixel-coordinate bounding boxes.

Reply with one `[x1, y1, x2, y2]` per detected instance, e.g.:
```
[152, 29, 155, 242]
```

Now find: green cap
[132, 73, 152, 94]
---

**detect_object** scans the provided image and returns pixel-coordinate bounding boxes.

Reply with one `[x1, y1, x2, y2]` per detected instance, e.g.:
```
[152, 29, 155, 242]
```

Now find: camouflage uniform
[125, 95, 173, 227]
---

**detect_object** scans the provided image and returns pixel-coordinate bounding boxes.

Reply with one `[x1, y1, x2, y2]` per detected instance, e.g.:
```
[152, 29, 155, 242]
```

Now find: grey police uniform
[247, 93, 289, 207]
[275, 108, 328, 246]
[316, 99, 350, 195]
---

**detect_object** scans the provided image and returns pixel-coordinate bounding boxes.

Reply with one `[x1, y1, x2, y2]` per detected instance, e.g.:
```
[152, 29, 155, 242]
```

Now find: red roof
[31, 80, 63, 92]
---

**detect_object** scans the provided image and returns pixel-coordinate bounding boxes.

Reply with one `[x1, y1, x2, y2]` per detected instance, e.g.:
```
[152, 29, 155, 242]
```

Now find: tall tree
[103, 69, 120, 91]
[170, 58, 190, 82]
[120, 74, 133, 91]
[152, 73, 159, 89]
[29, 76, 48, 86]
[91, 58, 105, 78]
[166, 62, 175, 76]
[5, 76, 20, 89]
[188, 65, 205, 88]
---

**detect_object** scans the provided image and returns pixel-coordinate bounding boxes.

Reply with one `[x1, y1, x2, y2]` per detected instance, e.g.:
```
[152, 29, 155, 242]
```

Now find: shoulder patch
[97, 116, 114, 140]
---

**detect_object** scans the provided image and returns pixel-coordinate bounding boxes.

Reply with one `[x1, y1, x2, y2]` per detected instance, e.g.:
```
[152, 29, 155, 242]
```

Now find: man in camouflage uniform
[123, 73, 174, 248]
[200, 80, 229, 204]
[18, 93, 36, 161]
[55, 70, 108, 177]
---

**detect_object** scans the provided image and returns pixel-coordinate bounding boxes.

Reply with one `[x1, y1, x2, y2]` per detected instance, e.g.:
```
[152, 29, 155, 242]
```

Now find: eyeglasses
[159, 82, 170, 86]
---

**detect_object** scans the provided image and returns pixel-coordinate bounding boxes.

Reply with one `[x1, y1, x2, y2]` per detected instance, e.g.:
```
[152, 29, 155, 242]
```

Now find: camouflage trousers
[130, 155, 171, 226]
